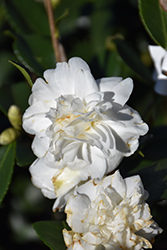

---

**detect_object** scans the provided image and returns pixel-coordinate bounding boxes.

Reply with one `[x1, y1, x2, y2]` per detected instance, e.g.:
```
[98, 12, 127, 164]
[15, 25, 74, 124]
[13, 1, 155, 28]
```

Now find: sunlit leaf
[0, 142, 15, 204]
[33, 221, 66, 250]
[139, 0, 167, 48]
[9, 61, 33, 87]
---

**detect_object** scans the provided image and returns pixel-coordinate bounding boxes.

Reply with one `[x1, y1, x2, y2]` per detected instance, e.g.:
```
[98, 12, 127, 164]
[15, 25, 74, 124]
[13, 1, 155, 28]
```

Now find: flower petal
[154, 79, 167, 96]
[97, 77, 123, 91]
[75, 69, 98, 100]
[52, 167, 87, 197]
[32, 135, 49, 158]
[65, 194, 90, 232]
[148, 45, 166, 79]
[29, 158, 56, 199]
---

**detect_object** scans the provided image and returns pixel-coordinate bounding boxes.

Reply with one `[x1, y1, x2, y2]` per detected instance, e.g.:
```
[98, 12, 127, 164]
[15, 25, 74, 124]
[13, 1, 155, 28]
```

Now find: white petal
[97, 77, 123, 91]
[32, 135, 49, 158]
[148, 45, 166, 79]
[82, 232, 102, 245]
[51, 57, 91, 96]
[65, 194, 90, 232]
[154, 79, 167, 96]
[162, 52, 167, 71]
[23, 112, 51, 136]
[111, 78, 133, 107]
[52, 167, 87, 197]
[84, 92, 103, 105]
[77, 179, 100, 202]
[29, 158, 56, 199]
[110, 170, 126, 199]
[106, 151, 123, 173]
[29, 77, 58, 105]
[75, 69, 98, 100]
[43, 69, 61, 97]
[88, 146, 107, 179]
[125, 175, 144, 199]
[52, 188, 74, 211]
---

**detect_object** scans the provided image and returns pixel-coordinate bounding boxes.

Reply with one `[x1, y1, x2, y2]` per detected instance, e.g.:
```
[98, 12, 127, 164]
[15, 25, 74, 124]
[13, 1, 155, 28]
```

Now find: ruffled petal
[52, 167, 88, 197]
[29, 158, 56, 199]
[75, 69, 98, 100]
[23, 112, 51, 136]
[65, 194, 90, 232]
[111, 78, 133, 107]
[32, 135, 49, 158]
[97, 77, 123, 91]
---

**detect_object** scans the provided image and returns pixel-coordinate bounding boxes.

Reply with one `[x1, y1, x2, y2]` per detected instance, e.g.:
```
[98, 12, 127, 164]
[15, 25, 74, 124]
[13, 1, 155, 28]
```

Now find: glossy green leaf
[16, 135, 36, 167]
[0, 142, 15, 204]
[9, 61, 33, 87]
[2, 0, 50, 36]
[33, 221, 66, 250]
[139, 0, 167, 48]
[13, 34, 55, 75]
[114, 38, 153, 82]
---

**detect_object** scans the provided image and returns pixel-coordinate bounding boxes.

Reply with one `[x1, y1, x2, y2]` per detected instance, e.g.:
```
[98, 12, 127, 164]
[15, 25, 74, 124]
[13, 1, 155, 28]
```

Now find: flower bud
[0, 127, 20, 145]
[8, 105, 22, 130]
[51, 0, 61, 8]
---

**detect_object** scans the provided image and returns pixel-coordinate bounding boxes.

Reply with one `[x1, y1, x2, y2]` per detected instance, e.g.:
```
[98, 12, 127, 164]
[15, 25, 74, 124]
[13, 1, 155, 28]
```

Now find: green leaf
[0, 142, 15, 204]
[16, 135, 36, 167]
[9, 61, 33, 87]
[0, 81, 31, 115]
[11, 81, 32, 113]
[33, 221, 66, 250]
[0, 51, 16, 88]
[139, 0, 167, 48]
[2, 0, 50, 36]
[0, 85, 14, 115]
[114, 38, 153, 82]
[13, 34, 55, 75]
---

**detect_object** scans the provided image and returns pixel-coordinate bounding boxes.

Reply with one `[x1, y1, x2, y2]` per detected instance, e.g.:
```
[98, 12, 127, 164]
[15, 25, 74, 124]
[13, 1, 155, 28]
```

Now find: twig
[44, 0, 61, 62]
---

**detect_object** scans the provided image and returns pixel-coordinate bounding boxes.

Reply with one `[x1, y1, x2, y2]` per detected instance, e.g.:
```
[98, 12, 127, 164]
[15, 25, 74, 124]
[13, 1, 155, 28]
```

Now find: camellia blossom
[63, 171, 163, 250]
[148, 45, 167, 96]
[22, 57, 148, 209]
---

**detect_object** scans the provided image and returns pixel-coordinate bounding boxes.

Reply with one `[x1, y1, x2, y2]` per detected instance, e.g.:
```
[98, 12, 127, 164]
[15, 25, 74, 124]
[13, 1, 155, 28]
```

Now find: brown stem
[44, 0, 61, 62]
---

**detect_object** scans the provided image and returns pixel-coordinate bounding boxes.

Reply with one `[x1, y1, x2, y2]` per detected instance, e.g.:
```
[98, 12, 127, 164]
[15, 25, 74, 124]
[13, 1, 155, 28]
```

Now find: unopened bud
[51, 0, 61, 8]
[0, 127, 20, 145]
[8, 105, 22, 130]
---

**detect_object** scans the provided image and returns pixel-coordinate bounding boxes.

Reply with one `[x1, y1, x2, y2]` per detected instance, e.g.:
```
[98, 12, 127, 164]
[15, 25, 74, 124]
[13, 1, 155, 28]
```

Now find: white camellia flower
[148, 45, 167, 96]
[22, 57, 148, 209]
[63, 171, 163, 250]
